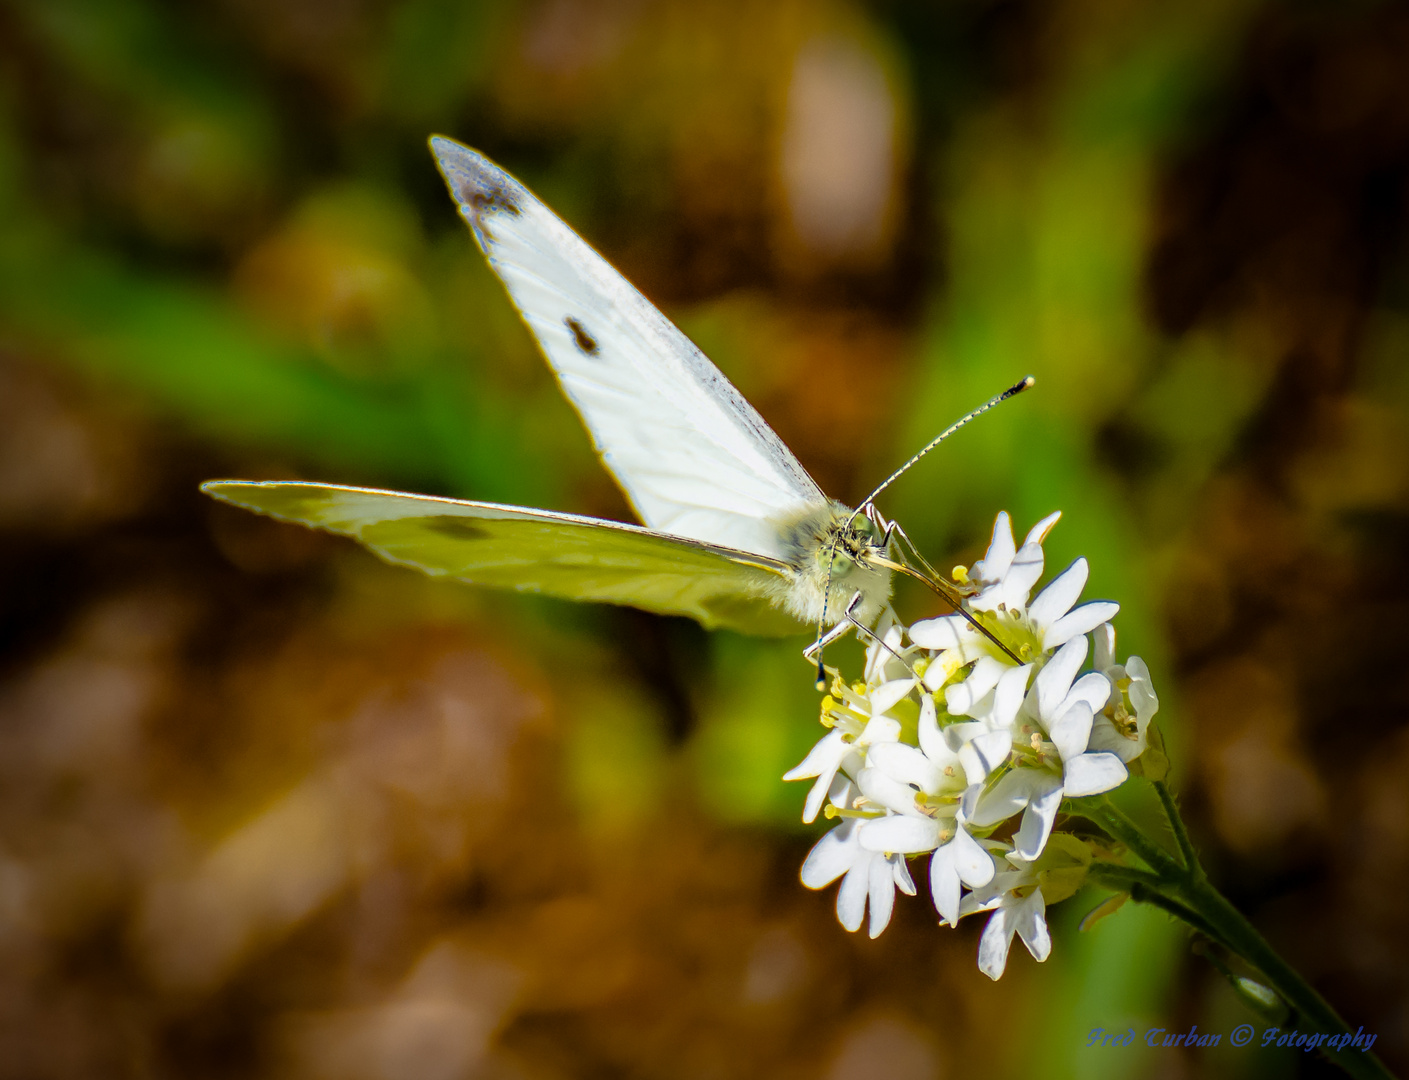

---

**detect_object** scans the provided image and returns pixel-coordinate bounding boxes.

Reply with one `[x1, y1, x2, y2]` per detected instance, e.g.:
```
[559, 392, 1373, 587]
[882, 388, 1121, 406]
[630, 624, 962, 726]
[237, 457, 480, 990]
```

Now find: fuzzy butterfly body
[203, 137, 893, 635]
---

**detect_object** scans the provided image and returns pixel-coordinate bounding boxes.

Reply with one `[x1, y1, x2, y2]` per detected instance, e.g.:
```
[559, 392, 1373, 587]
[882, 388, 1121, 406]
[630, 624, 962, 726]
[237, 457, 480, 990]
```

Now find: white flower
[850, 697, 998, 925]
[969, 510, 1061, 613]
[800, 817, 916, 938]
[909, 513, 1119, 709]
[1088, 622, 1160, 763]
[783, 674, 913, 823]
[787, 509, 1148, 965]
[863, 610, 915, 686]
[959, 849, 1051, 980]
[966, 635, 1126, 860]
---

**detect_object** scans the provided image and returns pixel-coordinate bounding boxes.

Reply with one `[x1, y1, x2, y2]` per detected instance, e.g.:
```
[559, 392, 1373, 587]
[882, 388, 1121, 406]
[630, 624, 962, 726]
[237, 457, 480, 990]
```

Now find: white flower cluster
[785, 512, 1159, 979]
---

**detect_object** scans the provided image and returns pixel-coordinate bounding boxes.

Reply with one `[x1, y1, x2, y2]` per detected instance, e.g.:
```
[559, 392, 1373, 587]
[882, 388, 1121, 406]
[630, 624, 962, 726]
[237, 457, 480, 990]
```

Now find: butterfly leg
[802, 592, 862, 666]
[843, 605, 916, 679]
[804, 592, 916, 688]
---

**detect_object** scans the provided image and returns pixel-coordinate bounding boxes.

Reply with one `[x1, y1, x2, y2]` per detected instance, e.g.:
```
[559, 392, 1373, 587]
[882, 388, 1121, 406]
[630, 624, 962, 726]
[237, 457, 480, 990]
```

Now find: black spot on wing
[429, 138, 524, 219]
[469, 186, 521, 217]
[420, 516, 492, 541]
[564, 316, 600, 356]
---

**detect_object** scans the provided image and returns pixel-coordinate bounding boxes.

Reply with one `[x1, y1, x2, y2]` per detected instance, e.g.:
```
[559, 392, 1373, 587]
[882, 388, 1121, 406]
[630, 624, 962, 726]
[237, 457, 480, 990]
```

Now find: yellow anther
[952, 566, 970, 584]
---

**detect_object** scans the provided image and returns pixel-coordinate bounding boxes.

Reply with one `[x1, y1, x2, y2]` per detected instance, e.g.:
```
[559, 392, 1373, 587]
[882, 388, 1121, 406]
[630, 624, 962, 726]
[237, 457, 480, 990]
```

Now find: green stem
[1176, 879, 1396, 1080]
[1153, 779, 1200, 877]
[1126, 882, 1233, 950]
[1083, 798, 1184, 878]
[1085, 860, 1165, 894]
[1091, 790, 1395, 1080]
[1086, 860, 1227, 946]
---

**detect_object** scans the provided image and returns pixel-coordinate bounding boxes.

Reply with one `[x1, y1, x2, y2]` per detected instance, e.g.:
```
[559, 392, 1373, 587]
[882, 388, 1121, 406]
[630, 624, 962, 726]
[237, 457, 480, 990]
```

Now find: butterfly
[204, 136, 1026, 649]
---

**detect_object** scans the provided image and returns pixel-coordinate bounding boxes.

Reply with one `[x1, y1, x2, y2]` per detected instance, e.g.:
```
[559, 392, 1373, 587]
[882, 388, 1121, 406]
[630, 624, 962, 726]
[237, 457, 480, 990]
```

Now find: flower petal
[1062, 672, 1112, 717]
[959, 875, 1007, 917]
[870, 678, 918, 718]
[800, 821, 860, 888]
[991, 664, 1033, 729]
[957, 729, 1013, 785]
[892, 853, 917, 896]
[866, 853, 896, 938]
[1028, 557, 1088, 632]
[857, 767, 924, 817]
[909, 614, 967, 651]
[1013, 888, 1051, 962]
[951, 826, 995, 888]
[864, 618, 905, 684]
[1063, 751, 1128, 796]
[802, 773, 832, 824]
[1034, 636, 1087, 721]
[967, 765, 1043, 827]
[836, 860, 869, 932]
[859, 814, 941, 853]
[1127, 656, 1159, 718]
[1049, 700, 1094, 764]
[1087, 715, 1138, 761]
[930, 844, 962, 925]
[782, 728, 846, 782]
[1023, 510, 1061, 547]
[867, 741, 945, 794]
[918, 695, 945, 764]
[996, 541, 1045, 607]
[946, 656, 1009, 716]
[943, 720, 989, 751]
[858, 714, 902, 746]
[977, 905, 1017, 980]
[1043, 601, 1120, 652]
[1093, 621, 1116, 673]
[972, 511, 1015, 583]
[1012, 776, 1064, 860]
[826, 772, 856, 813]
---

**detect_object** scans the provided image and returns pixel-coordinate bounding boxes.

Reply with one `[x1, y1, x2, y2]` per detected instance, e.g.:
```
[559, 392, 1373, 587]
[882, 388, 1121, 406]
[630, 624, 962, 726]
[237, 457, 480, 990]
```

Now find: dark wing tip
[428, 135, 524, 220]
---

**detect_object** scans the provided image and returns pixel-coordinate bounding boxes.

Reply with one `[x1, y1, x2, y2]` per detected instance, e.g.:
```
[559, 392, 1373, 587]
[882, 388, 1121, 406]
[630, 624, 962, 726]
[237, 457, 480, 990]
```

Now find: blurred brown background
[2, 1, 1408, 1077]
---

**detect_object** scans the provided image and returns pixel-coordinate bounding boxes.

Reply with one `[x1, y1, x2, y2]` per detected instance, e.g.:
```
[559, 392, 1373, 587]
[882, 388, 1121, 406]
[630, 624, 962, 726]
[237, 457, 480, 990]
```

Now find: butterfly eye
[854, 515, 881, 544]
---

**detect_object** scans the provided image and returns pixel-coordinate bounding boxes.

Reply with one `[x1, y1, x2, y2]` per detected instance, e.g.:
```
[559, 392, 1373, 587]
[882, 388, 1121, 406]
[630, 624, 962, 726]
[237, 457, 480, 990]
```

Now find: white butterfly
[205, 137, 1020, 644]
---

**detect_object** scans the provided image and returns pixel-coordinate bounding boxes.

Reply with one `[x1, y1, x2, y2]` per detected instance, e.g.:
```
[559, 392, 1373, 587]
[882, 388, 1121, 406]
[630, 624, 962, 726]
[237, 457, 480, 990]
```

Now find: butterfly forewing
[430, 137, 828, 561]
[202, 481, 806, 635]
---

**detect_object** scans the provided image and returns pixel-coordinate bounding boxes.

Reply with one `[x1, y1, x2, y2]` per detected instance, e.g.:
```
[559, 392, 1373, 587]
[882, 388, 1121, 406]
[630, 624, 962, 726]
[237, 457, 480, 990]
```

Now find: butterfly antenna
[856, 375, 1034, 513]
[814, 537, 841, 690]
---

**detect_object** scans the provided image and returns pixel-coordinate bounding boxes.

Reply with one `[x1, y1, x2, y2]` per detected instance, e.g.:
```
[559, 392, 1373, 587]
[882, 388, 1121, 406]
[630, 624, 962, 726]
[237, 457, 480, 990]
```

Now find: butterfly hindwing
[430, 137, 829, 561]
[202, 481, 807, 635]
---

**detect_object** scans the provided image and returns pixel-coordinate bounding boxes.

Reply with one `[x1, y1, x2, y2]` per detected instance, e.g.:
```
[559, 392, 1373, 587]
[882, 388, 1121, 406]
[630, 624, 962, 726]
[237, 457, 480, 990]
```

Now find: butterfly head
[773, 502, 893, 627]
